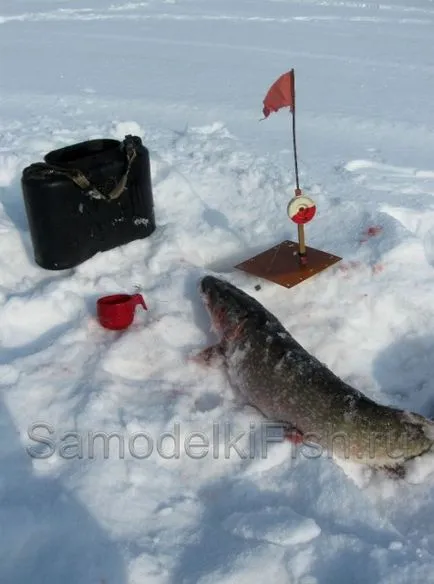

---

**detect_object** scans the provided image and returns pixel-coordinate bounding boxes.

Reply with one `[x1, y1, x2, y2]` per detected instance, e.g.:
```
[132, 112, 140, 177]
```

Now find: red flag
[262, 70, 295, 118]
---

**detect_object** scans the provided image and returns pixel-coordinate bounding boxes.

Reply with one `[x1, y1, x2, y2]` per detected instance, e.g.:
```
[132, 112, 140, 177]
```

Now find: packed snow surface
[2, 0, 434, 582]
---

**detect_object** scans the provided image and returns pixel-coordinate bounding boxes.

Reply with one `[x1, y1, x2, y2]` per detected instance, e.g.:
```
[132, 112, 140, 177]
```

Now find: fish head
[199, 275, 252, 337]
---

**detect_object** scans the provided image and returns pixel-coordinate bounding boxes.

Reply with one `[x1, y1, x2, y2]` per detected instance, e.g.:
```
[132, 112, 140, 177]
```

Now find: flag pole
[289, 69, 307, 266]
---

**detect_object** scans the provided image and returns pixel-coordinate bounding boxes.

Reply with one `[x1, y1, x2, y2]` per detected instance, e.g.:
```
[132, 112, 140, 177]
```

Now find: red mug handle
[131, 293, 147, 310]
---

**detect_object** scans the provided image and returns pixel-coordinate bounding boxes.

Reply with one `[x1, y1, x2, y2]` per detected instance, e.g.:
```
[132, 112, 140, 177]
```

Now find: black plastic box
[21, 134, 156, 270]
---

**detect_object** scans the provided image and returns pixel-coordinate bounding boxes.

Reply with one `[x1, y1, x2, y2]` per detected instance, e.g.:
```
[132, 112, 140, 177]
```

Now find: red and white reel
[287, 194, 316, 224]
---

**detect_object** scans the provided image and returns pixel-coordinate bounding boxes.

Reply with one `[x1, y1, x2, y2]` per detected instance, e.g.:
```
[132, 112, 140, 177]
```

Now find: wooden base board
[234, 240, 342, 289]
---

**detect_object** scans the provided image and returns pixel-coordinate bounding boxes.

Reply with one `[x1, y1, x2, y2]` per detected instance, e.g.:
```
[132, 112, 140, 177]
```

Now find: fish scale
[197, 275, 434, 478]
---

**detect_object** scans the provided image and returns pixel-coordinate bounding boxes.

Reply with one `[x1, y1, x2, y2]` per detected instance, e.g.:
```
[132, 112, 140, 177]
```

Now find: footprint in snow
[0, 154, 21, 187]
[381, 205, 434, 267]
[222, 506, 321, 547]
[194, 392, 223, 413]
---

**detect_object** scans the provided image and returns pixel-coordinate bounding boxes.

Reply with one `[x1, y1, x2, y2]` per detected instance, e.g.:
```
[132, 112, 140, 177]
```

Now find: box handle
[42, 135, 138, 202]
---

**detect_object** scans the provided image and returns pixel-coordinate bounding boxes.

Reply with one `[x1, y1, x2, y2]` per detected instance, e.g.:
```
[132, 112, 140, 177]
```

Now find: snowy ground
[2, 0, 434, 582]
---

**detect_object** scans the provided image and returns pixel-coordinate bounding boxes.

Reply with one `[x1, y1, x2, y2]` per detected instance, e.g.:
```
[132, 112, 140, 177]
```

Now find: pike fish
[195, 275, 434, 477]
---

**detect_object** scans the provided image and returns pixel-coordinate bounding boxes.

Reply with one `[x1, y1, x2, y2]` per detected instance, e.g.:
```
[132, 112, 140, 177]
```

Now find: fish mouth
[198, 275, 223, 309]
[199, 275, 222, 295]
[198, 275, 227, 334]
[198, 277, 212, 313]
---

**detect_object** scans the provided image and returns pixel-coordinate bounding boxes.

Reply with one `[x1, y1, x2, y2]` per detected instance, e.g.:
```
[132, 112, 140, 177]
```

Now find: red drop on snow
[360, 225, 383, 243]
[338, 260, 362, 273]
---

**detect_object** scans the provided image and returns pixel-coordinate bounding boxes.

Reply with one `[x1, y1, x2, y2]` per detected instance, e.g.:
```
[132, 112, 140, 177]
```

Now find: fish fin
[276, 421, 304, 445]
[378, 464, 407, 480]
[238, 405, 303, 445]
[189, 344, 225, 366]
[284, 427, 304, 445]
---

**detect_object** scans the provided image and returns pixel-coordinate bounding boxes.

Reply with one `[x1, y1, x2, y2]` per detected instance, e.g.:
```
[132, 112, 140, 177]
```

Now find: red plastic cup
[96, 293, 147, 330]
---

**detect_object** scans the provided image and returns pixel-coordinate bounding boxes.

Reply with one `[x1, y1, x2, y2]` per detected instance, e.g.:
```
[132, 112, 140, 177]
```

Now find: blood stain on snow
[360, 225, 383, 243]
[371, 264, 384, 274]
[338, 261, 362, 277]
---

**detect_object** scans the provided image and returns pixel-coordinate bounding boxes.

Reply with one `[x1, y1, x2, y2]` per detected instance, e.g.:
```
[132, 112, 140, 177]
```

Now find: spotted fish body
[198, 275, 434, 474]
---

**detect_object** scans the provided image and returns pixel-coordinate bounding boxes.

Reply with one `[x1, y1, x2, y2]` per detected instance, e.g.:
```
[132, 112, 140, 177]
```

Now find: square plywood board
[235, 240, 342, 289]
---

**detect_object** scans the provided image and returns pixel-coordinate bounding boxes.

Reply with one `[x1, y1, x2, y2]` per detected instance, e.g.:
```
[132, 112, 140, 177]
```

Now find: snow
[2, 0, 434, 581]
